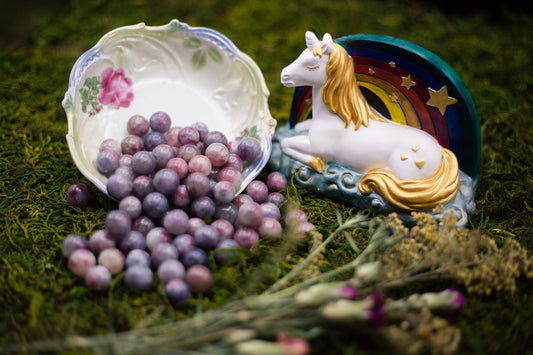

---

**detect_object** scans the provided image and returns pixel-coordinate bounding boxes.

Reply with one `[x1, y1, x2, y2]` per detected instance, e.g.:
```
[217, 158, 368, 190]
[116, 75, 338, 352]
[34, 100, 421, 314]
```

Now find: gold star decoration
[389, 92, 399, 103]
[426, 86, 457, 115]
[400, 75, 416, 90]
[389, 61, 396, 68]
[368, 68, 375, 75]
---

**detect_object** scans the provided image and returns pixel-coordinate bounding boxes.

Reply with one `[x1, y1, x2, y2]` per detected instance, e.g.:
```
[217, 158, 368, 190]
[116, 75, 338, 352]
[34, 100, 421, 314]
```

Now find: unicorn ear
[305, 31, 320, 49]
[322, 33, 333, 43]
[322, 33, 333, 54]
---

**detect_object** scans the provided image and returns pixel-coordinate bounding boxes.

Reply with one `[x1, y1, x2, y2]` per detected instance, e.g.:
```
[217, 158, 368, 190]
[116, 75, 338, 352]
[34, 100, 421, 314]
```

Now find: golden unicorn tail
[358, 148, 459, 211]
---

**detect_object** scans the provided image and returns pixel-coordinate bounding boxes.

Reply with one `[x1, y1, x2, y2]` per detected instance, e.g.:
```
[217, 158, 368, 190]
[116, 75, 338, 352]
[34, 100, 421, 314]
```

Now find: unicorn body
[280, 32, 459, 211]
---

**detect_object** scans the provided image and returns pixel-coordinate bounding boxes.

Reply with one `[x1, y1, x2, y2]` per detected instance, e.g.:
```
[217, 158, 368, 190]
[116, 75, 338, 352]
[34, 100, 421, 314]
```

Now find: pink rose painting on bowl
[80, 67, 134, 115]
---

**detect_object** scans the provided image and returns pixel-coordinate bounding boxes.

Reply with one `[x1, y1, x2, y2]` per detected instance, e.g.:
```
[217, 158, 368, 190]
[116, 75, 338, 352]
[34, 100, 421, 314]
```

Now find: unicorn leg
[280, 135, 326, 172]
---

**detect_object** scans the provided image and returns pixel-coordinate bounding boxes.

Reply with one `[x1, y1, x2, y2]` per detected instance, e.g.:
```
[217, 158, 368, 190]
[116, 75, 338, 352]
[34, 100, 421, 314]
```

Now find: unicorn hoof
[309, 156, 326, 173]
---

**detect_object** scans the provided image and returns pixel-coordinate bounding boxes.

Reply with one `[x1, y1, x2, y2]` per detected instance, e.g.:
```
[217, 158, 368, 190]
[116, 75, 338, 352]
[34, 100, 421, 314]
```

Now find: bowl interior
[63, 20, 276, 196]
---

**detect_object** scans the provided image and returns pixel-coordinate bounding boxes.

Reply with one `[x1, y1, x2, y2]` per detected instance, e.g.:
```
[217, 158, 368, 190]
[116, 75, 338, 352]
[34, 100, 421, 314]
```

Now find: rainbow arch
[289, 34, 481, 182]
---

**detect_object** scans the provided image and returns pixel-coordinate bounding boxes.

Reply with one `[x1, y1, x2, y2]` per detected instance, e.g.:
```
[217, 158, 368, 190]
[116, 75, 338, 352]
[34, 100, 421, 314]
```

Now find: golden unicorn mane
[315, 42, 387, 130]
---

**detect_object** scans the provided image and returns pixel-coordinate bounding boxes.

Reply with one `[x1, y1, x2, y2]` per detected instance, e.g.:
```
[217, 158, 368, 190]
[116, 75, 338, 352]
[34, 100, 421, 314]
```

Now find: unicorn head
[281, 31, 386, 130]
[281, 32, 333, 88]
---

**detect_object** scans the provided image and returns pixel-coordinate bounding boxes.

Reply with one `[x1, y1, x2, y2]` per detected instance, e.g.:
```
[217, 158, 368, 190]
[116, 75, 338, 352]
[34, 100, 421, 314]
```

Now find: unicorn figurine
[279, 31, 460, 212]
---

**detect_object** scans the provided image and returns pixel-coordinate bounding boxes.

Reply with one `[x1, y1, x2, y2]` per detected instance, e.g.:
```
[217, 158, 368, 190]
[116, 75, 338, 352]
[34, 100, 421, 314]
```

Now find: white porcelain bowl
[63, 19, 276, 196]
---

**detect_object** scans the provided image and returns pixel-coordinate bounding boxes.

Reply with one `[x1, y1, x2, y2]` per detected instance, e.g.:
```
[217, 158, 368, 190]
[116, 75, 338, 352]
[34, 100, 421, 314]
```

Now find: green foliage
[80, 76, 102, 113]
[1, 1, 532, 354]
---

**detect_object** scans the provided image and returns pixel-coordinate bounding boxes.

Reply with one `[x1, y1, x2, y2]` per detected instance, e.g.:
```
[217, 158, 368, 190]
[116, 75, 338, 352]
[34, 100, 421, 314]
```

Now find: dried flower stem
[263, 213, 369, 295]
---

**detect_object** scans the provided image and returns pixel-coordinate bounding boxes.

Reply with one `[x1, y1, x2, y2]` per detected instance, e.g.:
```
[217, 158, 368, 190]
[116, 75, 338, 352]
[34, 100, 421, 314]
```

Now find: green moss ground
[1, 0, 532, 353]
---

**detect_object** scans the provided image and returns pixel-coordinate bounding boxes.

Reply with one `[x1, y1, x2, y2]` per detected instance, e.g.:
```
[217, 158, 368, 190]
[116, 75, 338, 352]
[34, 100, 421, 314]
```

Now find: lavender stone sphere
[190, 196, 216, 219]
[98, 247, 125, 275]
[66, 182, 90, 207]
[106, 173, 133, 200]
[266, 171, 288, 192]
[113, 166, 135, 180]
[163, 209, 190, 235]
[96, 150, 120, 175]
[181, 247, 208, 268]
[157, 259, 185, 284]
[153, 168, 180, 196]
[152, 144, 176, 169]
[178, 126, 200, 145]
[165, 127, 182, 148]
[177, 144, 200, 162]
[205, 142, 229, 167]
[88, 230, 115, 255]
[151, 242, 179, 267]
[119, 195, 142, 219]
[99, 138, 122, 155]
[237, 202, 263, 228]
[185, 172, 211, 198]
[165, 278, 191, 303]
[214, 239, 240, 265]
[266, 192, 286, 207]
[125, 249, 151, 268]
[149, 111, 172, 133]
[132, 175, 154, 199]
[203, 131, 228, 146]
[132, 215, 155, 236]
[237, 137, 261, 163]
[132, 151, 156, 176]
[246, 180, 269, 203]
[62, 234, 89, 258]
[173, 234, 195, 255]
[120, 230, 147, 254]
[171, 184, 191, 209]
[260, 202, 281, 221]
[119, 154, 133, 167]
[188, 154, 212, 175]
[214, 202, 238, 223]
[105, 209, 132, 240]
[146, 227, 173, 250]
[192, 121, 209, 140]
[142, 192, 169, 219]
[127, 114, 149, 136]
[184, 264, 213, 293]
[124, 264, 153, 290]
[211, 219, 234, 240]
[166, 157, 189, 179]
[121, 134, 144, 155]
[68, 249, 96, 277]
[232, 194, 253, 208]
[193, 225, 220, 250]
[213, 181, 235, 204]
[257, 218, 283, 240]
[143, 131, 167, 151]
[85, 265, 111, 290]
[225, 153, 243, 172]
[186, 217, 206, 236]
[233, 227, 259, 249]
[216, 167, 242, 189]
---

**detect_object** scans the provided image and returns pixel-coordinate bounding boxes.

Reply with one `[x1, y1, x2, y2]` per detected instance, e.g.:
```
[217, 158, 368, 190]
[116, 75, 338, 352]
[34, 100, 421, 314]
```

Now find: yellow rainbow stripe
[357, 74, 420, 129]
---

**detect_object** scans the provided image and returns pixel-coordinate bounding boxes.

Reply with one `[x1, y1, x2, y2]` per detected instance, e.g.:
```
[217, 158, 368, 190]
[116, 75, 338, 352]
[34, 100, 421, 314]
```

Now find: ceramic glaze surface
[63, 20, 276, 195]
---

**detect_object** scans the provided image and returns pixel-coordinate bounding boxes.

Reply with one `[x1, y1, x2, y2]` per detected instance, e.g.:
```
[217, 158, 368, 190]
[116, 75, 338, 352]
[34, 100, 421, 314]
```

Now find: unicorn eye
[307, 64, 320, 70]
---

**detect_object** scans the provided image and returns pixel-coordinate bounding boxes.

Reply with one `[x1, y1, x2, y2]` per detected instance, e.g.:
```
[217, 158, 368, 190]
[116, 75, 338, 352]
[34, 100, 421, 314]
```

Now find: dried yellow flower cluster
[384, 308, 461, 355]
[379, 211, 533, 295]
[286, 230, 325, 281]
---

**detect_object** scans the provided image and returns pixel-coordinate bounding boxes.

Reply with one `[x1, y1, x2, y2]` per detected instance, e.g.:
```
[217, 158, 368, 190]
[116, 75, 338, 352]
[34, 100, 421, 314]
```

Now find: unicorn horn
[305, 31, 319, 49]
